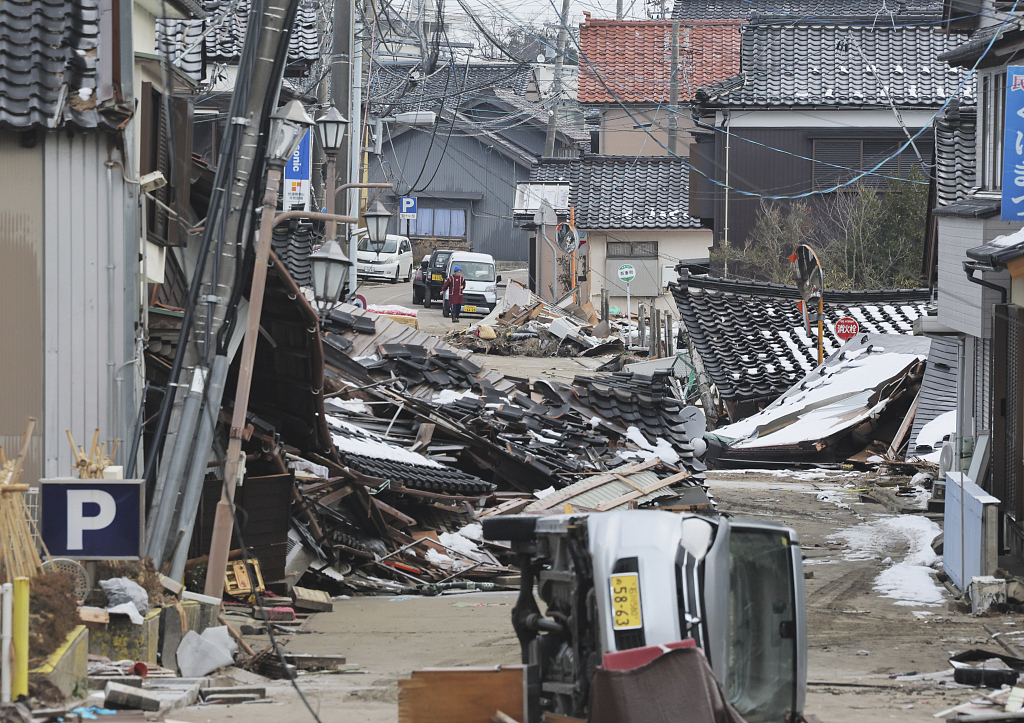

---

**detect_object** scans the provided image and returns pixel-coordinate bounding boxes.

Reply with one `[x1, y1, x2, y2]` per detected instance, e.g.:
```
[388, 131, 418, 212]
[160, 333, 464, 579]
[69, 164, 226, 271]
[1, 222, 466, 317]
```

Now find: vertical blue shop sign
[1003, 66, 1024, 220]
[283, 129, 312, 211]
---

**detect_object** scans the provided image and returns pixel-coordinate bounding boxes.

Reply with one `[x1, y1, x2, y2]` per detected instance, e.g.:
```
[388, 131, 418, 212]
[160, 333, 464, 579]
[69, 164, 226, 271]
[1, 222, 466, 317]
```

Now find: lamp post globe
[310, 240, 350, 313]
[316, 107, 349, 155]
[268, 100, 315, 164]
[363, 200, 392, 252]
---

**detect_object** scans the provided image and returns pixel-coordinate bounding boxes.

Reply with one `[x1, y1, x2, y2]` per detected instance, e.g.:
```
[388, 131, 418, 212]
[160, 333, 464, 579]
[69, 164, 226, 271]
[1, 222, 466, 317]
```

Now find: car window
[433, 252, 452, 269]
[358, 238, 398, 253]
[455, 261, 495, 282]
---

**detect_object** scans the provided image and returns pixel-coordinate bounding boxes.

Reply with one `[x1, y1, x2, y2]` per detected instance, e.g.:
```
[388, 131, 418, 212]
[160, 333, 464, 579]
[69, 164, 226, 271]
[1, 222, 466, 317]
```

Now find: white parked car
[442, 251, 501, 317]
[355, 233, 414, 283]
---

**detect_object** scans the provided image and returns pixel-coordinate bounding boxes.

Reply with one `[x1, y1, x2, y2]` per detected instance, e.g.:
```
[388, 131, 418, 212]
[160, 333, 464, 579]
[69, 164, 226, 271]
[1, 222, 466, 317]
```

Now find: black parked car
[411, 255, 430, 305]
[423, 249, 455, 308]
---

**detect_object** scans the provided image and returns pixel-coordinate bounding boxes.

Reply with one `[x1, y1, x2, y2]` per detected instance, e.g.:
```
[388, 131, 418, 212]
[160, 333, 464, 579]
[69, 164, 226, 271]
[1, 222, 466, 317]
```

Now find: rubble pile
[446, 280, 627, 358]
[261, 304, 713, 597]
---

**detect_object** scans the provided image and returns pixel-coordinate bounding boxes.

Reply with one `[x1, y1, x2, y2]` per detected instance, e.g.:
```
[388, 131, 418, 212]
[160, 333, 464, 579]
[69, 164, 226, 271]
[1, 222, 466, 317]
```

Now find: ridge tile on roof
[671, 0, 941, 21]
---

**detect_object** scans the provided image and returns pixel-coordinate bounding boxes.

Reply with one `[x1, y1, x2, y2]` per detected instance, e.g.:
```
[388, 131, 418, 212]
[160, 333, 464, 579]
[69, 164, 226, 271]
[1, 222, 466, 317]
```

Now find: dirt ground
[171, 469, 1019, 723]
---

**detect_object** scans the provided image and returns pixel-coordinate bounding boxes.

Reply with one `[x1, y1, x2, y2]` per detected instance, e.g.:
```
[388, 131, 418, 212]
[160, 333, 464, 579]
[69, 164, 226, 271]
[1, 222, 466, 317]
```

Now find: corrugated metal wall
[0, 131, 45, 487]
[43, 131, 137, 479]
[372, 130, 532, 262]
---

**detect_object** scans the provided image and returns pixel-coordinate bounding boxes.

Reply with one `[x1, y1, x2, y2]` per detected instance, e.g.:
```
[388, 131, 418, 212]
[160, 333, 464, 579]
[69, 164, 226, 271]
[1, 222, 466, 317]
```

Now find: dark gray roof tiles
[934, 105, 976, 207]
[157, 0, 321, 80]
[697, 22, 971, 108]
[530, 156, 700, 229]
[670, 273, 932, 407]
[673, 0, 941, 20]
[369, 63, 533, 114]
[907, 337, 958, 458]
[0, 0, 101, 128]
[271, 218, 321, 288]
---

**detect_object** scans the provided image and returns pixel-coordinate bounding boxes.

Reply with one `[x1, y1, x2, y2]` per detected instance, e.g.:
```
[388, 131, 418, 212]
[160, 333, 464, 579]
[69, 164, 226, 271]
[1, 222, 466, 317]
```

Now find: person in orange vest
[441, 265, 466, 323]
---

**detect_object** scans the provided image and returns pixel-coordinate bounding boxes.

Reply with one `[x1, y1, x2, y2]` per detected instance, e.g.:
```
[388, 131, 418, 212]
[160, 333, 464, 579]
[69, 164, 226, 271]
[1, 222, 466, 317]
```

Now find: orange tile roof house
[577, 16, 743, 156]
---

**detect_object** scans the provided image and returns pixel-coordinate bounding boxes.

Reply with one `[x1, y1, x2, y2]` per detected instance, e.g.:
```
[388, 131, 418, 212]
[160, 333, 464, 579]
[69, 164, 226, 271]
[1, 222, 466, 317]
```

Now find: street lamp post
[315, 107, 349, 248]
[310, 240, 350, 318]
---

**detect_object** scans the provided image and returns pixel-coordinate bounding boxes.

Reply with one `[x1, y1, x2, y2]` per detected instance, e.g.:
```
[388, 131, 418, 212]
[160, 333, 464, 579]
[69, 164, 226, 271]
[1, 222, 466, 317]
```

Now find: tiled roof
[271, 219, 321, 289]
[0, 0, 100, 128]
[697, 22, 971, 108]
[670, 273, 931, 411]
[491, 87, 590, 143]
[157, 0, 320, 80]
[577, 18, 743, 104]
[671, 0, 942, 21]
[530, 156, 701, 229]
[369, 63, 533, 114]
[934, 104, 976, 207]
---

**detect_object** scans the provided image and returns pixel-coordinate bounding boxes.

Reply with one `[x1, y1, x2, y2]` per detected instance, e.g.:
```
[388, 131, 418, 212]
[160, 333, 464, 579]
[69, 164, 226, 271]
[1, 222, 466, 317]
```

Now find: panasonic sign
[41, 479, 145, 559]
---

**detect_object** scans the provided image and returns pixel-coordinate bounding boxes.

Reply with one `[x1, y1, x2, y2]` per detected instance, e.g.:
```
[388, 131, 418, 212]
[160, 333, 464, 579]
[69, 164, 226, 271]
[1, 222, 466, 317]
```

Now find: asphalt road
[356, 269, 528, 337]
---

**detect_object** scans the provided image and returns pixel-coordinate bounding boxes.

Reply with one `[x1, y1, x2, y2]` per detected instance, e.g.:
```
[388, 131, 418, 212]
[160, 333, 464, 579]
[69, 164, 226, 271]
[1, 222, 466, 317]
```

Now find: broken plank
[317, 485, 355, 508]
[530, 459, 663, 511]
[398, 666, 525, 723]
[886, 388, 921, 460]
[291, 586, 334, 612]
[595, 471, 693, 511]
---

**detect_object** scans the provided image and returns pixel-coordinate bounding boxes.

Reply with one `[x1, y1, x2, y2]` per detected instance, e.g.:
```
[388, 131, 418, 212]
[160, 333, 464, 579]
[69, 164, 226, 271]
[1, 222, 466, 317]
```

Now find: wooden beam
[886, 388, 921, 460]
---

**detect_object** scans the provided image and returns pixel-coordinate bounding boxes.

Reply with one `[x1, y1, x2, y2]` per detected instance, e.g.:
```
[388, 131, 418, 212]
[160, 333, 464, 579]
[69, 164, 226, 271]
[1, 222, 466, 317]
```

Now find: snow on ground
[837, 515, 945, 607]
[329, 415, 444, 468]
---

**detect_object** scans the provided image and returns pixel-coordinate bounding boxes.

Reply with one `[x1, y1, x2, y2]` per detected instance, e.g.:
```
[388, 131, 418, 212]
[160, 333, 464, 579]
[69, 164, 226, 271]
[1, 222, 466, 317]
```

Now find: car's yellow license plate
[463, 305, 476, 312]
[610, 573, 642, 630]
[431, 274, 442, 281]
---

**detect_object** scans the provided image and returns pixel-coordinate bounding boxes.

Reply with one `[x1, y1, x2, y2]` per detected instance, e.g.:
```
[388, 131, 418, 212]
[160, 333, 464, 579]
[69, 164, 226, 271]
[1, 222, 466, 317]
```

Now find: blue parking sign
[400, 196, 417, 220]
[1002, 66, 1024, 220]
[40, 479, 145, 559]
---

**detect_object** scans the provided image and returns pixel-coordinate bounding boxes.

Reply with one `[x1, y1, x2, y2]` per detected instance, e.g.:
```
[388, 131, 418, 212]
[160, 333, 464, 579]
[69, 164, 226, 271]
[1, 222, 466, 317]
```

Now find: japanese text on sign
[1002, 67, 1024, 221]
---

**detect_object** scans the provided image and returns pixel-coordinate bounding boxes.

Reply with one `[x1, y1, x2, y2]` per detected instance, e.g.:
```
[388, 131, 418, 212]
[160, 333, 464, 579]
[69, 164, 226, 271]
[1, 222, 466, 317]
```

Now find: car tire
[390, 268, 399, 284]
[424, 292, 432, 309]
[404, 265, 412, 283]
[442, 300, 450, 317]
[412, 289, 422, 305]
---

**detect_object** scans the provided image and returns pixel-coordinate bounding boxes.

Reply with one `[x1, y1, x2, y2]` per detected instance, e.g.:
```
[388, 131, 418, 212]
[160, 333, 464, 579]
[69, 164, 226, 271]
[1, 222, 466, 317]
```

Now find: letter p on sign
[41, 479, 144, 559]
[66, 489, 117, 549]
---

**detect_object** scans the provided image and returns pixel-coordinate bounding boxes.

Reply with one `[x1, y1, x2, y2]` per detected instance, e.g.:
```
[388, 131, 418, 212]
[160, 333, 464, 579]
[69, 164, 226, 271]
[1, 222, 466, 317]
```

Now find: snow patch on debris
[330, 416, 443, 468]
[326, 397, 370, 414]
[912, 409, 956, 463]
[535, 486, 557, 500]
[366, 304, 418, 317]
[624, 426, 680, 465]
[838, 515, 945, 607]
[714, 349, 926, 449]
[433, 388, 481, 405]
[439, 530, 489, 563]
[426, 548, 455, 568]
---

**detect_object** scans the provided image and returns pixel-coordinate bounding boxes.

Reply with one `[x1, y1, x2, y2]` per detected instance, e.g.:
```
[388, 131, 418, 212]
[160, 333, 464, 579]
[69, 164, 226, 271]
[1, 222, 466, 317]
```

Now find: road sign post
[618, 264, 636, 345]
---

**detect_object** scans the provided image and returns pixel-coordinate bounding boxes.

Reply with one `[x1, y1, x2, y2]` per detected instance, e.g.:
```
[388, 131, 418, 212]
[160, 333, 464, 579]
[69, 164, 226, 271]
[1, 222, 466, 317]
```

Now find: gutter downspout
[722, 111, 730, 278]
[963, 260, 1008, 304]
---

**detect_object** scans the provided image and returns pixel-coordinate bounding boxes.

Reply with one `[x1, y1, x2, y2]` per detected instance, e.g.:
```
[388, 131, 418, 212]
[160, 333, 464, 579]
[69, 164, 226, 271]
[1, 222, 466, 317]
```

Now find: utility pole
[667, 22, 679, 155]
[332, 0, 355, 292]
[616, 0, 623, 19]
[147, 0, 297, 569]
[544, 0, 571, 158]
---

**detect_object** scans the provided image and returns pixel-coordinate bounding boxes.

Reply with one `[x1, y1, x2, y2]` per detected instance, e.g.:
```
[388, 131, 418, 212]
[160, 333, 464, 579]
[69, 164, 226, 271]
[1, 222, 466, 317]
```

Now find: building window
[607, 241, 658, 258]
[812, 139, 932, 190]
[407, 208, 467, 238]
[980, 70, 1006, 191]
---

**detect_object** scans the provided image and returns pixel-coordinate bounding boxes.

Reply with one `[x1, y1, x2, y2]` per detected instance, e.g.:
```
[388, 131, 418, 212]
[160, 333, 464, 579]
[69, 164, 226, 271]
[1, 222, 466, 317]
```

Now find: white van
[442, 251, 501, 317]
[355, 231, 414, 283]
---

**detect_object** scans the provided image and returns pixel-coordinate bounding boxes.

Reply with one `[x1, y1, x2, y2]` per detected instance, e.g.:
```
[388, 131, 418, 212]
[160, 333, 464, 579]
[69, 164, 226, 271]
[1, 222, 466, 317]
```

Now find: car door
[400, 239, 412, 277]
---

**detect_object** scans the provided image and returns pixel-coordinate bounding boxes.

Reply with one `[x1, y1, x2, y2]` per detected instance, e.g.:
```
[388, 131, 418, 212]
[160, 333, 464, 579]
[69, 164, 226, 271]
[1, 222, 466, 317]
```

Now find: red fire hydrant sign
[835, 317, 860, 341]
